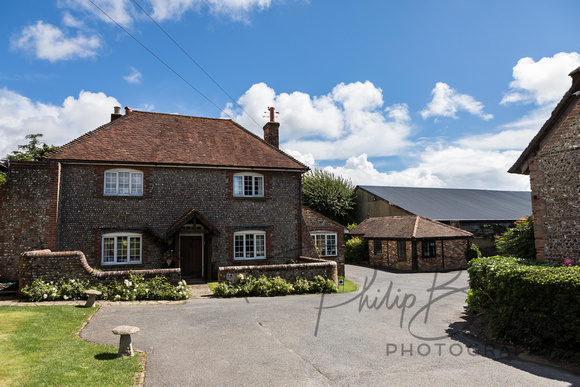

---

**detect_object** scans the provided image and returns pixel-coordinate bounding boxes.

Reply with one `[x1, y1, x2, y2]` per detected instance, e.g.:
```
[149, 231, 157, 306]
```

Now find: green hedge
[214, 275, 337, 298]
[467, 256, 580, 357]
[345, 237, 368, 264]
[21, 274, 191, 302]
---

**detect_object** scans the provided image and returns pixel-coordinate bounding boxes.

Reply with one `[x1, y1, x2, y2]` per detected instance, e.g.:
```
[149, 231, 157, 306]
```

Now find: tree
[6, 133, 59, 161]
[495, 216, 536, 259]
[302, 169, 356, 225]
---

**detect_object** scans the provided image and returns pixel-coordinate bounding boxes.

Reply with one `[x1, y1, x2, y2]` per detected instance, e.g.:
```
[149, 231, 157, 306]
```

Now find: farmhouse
[509, 66, 580, 262]
[0, 107, 309, 281]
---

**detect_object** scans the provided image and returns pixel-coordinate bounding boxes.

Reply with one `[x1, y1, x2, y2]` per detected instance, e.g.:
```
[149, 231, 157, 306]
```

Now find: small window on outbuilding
[422, 240, 437, 258]
[397, 240, 406, 259]
[374, 240, 382, 256]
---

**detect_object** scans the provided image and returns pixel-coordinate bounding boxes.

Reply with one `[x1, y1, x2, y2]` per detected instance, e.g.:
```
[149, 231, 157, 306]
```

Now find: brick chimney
[263, 107, 279, 148]
[110, 106, 122, 122]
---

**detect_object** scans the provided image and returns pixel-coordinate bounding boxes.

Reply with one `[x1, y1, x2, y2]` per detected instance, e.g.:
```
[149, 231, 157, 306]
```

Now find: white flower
[52, 292, 57, 297]
[63, 295, 68, 300]
[43, 294, 47, 299]
[70, 279, 75, 283]
[115, 295, 121, 299]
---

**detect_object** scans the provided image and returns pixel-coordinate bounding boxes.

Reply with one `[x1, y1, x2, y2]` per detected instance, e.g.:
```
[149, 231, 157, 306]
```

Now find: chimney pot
[263, 106, 279, 148]
[111, 106, 122, 122]
[125, 106, 132, 114]
[570, 66, 580, 91]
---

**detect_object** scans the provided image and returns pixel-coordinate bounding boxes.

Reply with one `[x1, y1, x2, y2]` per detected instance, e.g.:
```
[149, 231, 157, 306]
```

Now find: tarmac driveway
[80, 265, 580, 386]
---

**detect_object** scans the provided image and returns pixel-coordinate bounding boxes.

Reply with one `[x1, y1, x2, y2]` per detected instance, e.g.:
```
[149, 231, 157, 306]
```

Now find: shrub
[467, 256, 580, 357]
[345, 237, 368, 264]
[495, 216, 536, 259]
[213, 275, 337, 298]
[21, 274, 190, 302]
[465, 243, 482, 261]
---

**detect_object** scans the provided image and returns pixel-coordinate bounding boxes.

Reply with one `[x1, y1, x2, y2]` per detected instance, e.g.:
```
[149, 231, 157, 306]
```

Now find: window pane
[326, 234, 337, 256]
[398, 241, 406, 258]
[131, 173, 143, 195]
[103, 238, 115, 262]
[129, 237, 141, 261]
[315, 235, 326, 256]
[255, 234, 265, 257]
[234, 176, 243, 196]
[245, 234, 254, 258]
[254, 176, 263, 196]
[117, 236, 128, 262]
[118, 172, 130, 194]
[234, 235, 245, 258]
[244, 176, 253, 196]
[374, 239, 382, 256]
[104, 172, 117, 194]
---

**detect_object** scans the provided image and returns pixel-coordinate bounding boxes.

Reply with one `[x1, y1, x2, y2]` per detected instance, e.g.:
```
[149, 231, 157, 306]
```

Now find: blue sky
[2, 0, 580, 190]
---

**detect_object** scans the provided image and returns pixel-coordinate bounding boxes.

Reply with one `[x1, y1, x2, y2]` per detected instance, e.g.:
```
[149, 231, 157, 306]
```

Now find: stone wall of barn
[0, 161, 61, 281]
[529, 96, 580, 261]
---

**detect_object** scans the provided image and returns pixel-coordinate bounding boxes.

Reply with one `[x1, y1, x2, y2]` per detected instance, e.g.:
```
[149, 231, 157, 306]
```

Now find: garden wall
[19, 249, 181, 291]
[217, 256, 338, 284]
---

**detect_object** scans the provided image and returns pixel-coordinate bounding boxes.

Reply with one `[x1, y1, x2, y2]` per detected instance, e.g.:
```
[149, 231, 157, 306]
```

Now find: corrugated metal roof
[358, 186, 532, 222]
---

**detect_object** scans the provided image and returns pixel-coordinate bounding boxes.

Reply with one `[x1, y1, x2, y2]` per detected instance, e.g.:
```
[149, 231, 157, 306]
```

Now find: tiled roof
[46, 110, 308, 171]
[358, 185, 531, 222]
[302, 206, 344, 228]
[350, 216, 472, 239]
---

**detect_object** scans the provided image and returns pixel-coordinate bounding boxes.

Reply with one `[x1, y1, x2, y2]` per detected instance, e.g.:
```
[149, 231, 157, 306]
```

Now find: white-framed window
[311, 233, 337, 257]
[233, 172, 264, 197]
[102, 232, 142, 264]
[234, 230, 266, 260]
[104, 169, 143, 196]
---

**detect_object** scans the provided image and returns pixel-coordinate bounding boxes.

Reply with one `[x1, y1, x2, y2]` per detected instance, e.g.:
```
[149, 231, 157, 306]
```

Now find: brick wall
[369, 238, 470, 272]
[56, 164, 303, 279]
[18, 249, 181, 291]
[217, 256, 338, 284]
[0, 161, 61, 281]
[530, 98, 580, 261]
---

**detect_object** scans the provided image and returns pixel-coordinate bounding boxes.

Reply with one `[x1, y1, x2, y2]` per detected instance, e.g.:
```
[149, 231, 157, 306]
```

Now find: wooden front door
[180, 236, 203, 277]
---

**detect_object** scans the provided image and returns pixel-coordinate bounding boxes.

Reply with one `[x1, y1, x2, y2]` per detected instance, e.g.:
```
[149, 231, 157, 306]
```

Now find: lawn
[0, 306, 143, 387]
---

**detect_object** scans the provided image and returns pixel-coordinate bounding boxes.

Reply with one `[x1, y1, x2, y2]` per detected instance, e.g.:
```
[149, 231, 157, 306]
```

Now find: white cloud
[455, 129, 537, 151]
[124, 67, 142, 84]
[226, 81, 413, 160]
[501, 52, 580, 106]
[11, 21, 101, 62]
[324, 150, 530, 191]
[62, 12, 85, 28]
[421, 82, 493, 121]
[0, 88, 120, 158]
[282, 148, 315, 168]
[59, 0, 135, 27]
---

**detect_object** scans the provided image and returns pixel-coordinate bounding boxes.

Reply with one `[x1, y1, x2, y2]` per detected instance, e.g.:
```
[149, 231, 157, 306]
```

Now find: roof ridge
[130, 110, 232, 122]
[412, 216, 420, 238]
[229, 120, 309, 171]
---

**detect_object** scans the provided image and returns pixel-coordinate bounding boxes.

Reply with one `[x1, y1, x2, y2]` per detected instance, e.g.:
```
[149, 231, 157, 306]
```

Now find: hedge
[467, 256, 580, 358]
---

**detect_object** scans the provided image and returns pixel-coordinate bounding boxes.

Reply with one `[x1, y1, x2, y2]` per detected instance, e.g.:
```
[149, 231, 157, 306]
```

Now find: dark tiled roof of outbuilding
[350, 216, 472, 239]
[45, 110, 308, 171]
[358, 185, 531, 222]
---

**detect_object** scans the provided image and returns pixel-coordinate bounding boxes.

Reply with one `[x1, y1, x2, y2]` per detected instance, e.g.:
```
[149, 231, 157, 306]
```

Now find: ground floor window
[422, 240, 437, 258]
[397, 240, 407, 259]
[234, 231, 266, 260]
[102, 233, 142, 264]
[374, 239, 382, 256]
[311, 233, 337, 257]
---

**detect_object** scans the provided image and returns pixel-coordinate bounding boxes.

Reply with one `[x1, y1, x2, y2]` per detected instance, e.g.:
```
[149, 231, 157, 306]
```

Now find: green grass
[207, 277, 358, 295]
[337, 276, 358, 293]
[0, 306, 143, 386]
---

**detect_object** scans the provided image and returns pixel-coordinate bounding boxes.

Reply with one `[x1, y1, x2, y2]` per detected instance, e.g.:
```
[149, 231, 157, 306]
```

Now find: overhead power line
[130, 0, 263, 130]
[88, 0, 240, 123]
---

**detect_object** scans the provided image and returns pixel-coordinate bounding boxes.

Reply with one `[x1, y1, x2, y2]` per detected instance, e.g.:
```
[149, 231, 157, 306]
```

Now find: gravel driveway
[80, 265, 580, 386]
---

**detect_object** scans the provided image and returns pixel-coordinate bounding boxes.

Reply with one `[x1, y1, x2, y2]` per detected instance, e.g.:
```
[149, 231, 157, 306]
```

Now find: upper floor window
[104, 169, 143, 196]
[234, 230, 266, 260]
[311, 233, 337, 257]
[233, 172, 264, 197]
[102, 232, 142, 265]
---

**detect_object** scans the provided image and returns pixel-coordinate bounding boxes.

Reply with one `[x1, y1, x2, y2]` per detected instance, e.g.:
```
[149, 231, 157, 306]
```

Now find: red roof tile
[46, 110, 308, 171]
[350, 216, 472, 239]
